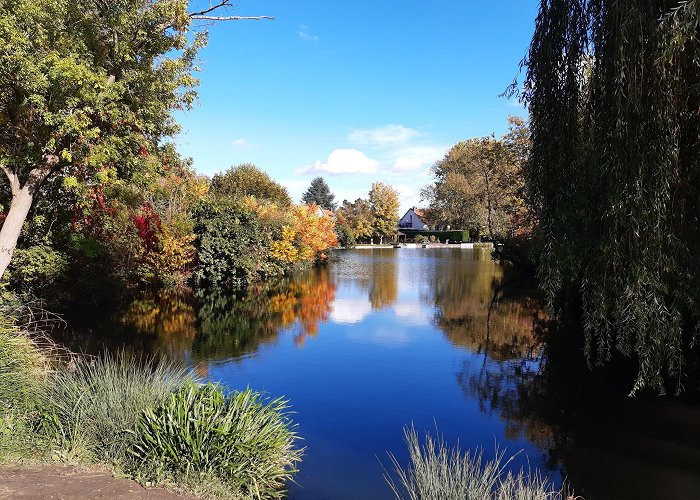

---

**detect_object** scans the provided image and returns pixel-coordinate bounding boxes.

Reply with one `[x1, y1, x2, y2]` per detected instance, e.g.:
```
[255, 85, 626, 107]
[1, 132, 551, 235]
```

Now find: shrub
[193, 199, 282, 292]
[403, 230, 470, 242]
[41, 353, 190, 463]
[129, 383, 302, 499]
[387, 427, 569, 500]
[6, 245, 68, 294]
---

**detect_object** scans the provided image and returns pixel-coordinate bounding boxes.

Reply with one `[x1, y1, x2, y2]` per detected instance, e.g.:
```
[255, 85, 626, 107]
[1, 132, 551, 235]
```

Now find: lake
[57, 248, 700, 499]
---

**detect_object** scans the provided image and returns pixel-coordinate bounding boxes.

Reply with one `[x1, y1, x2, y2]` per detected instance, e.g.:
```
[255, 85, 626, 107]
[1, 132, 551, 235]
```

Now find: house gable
[398, 207, 428, 230]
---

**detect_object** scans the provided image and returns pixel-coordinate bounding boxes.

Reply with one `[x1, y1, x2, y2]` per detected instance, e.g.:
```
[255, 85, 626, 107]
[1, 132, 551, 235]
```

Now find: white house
[398, 207, 428, 230]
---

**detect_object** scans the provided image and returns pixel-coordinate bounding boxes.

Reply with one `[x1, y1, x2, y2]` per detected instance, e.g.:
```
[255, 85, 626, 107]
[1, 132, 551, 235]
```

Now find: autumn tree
[210, 164, 292, 206]
[0, 0, 271, 279]
[518, 0, 700, 394]
[422, 117, 529, 240]
[301, 177, 336, 211]
[270, 204, 337, 266]
[336, 198, 374, 243]
[368, 182, 399, 244]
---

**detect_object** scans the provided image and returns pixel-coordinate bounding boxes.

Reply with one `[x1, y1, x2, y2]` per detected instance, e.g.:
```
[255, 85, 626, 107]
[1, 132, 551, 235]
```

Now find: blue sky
[176, 1, 537, 212]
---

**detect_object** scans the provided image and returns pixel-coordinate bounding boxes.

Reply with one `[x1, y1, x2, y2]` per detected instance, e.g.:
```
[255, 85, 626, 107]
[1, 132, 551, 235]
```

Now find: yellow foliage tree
[290, 205, 338, 261]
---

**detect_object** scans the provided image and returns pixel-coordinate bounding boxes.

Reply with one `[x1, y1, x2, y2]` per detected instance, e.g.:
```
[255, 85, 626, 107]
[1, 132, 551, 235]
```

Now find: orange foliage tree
[270, 204, 338, 264]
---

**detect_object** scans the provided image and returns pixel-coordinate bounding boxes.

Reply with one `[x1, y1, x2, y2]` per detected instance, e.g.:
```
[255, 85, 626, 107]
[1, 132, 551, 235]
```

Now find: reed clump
[387, 426, 574, 500]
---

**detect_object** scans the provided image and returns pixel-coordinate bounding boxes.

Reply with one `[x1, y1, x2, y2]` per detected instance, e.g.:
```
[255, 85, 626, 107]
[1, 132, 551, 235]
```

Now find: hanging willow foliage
[518, 0, 700, 394]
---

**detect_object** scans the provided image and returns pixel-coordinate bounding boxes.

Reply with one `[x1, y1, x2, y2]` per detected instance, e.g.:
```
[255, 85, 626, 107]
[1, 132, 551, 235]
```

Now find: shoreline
[340, 242, 494, 250]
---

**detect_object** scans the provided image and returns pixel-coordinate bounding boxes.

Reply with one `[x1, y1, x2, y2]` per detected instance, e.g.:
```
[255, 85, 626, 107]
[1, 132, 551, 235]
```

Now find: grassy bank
[0, 313, 301, 499]
[387, 427, 574, 500]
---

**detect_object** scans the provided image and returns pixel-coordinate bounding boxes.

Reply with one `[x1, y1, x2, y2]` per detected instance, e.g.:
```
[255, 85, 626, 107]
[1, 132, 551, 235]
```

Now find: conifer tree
[301, 177, 337, 211]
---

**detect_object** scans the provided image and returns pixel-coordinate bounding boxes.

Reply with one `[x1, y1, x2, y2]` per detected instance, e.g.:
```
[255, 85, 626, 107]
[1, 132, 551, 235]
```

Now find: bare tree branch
[188, 0, 233, 18]
[190, 15, 274, 21]
[188, 0, 274, 21]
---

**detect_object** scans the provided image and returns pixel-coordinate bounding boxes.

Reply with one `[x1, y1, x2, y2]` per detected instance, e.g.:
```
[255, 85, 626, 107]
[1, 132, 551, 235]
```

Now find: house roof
[312, 205, 337, 218]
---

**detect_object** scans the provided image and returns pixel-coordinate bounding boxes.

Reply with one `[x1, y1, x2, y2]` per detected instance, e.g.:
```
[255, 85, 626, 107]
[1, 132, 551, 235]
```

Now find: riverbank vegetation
[0, 311, 301, 499]
[421, 117, 531, 246]
[387, 427, 571, 500]
[514, 0, 700, 395]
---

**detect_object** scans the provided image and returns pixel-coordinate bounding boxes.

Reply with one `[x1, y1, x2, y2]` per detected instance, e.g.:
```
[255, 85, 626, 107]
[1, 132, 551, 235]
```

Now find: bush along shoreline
[0, 312, 302, 500]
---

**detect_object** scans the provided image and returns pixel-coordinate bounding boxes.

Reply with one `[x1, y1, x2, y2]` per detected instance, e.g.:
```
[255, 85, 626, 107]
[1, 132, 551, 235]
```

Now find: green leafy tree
[518, 0, 700, 394]
[0, 0, 271, 279]
[337, 198, 373, 243]
[368, 182, 399, 244]
[192, 199, 281, 292]
[301, 177, 336, 211]
[210, 164, 292, 207]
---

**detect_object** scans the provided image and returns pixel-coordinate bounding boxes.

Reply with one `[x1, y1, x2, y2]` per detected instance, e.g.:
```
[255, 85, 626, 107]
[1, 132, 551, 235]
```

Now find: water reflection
[118, 267, 338, 362]
[459, 318, 700, 499]
[431, 251, 546, 360]
[56, 248, 700, 500]
[113, 248, 546, 369]
[121, 290, 197, 358]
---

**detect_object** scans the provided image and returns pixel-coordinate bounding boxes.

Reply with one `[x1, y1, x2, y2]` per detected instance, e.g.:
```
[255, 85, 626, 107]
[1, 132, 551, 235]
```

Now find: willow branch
[190, 15, 274, 21]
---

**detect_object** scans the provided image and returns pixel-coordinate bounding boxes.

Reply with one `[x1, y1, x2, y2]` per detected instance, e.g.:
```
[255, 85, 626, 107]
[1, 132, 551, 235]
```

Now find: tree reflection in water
[369, 255, 398, 310]
[118, 266, 337, 366]
[451, 283, 700, 500]
[432, 248, 546, 361]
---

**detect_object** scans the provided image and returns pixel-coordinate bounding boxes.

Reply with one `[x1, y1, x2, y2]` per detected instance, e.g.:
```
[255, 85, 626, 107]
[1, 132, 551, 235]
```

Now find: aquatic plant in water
[387, 426, 570, 500]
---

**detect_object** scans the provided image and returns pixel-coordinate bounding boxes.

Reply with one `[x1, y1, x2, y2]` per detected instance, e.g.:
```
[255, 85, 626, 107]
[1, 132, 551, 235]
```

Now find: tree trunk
[0, 187, 35, 278]
[483, 167, 494, 238]
[0, 157, 58, 279]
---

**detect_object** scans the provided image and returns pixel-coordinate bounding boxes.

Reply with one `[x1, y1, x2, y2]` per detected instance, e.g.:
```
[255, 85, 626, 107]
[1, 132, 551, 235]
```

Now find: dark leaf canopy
[522, 0, 700, 395]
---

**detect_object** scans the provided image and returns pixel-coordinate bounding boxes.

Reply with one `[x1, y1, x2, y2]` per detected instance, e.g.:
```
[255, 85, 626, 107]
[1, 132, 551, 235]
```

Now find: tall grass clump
[129, 383, 302, 499]
[0, 320, 44, 412]
[387, 427, 571, 500]
[41, 352, 190, 464]
[0, 312, 55, 461]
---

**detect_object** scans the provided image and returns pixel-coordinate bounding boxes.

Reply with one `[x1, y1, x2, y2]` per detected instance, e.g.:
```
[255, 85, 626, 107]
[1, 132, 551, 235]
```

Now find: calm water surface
[58, 248, 700, 500]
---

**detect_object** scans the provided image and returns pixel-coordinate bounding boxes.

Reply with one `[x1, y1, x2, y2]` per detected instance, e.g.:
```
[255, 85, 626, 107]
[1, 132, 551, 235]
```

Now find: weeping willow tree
[518, 0, 699, 394]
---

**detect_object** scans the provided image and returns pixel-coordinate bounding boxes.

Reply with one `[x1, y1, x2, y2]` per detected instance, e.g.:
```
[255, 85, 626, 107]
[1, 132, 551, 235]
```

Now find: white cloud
[298, 24, 319, 41]
[393, 184, 423, 213]
[280, 179, 309, 203]
[348, 125, 420, 146]
[232, 138, 248, 147]
[299, 149, 379, 176]
[331, 298, 372, 324]
[391, 145, 446, 172]
[393, 302, 432, 326]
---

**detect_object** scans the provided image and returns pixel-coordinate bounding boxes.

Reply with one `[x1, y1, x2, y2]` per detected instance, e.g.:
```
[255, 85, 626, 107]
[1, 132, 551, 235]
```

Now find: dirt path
[0, 465, 195, 499]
